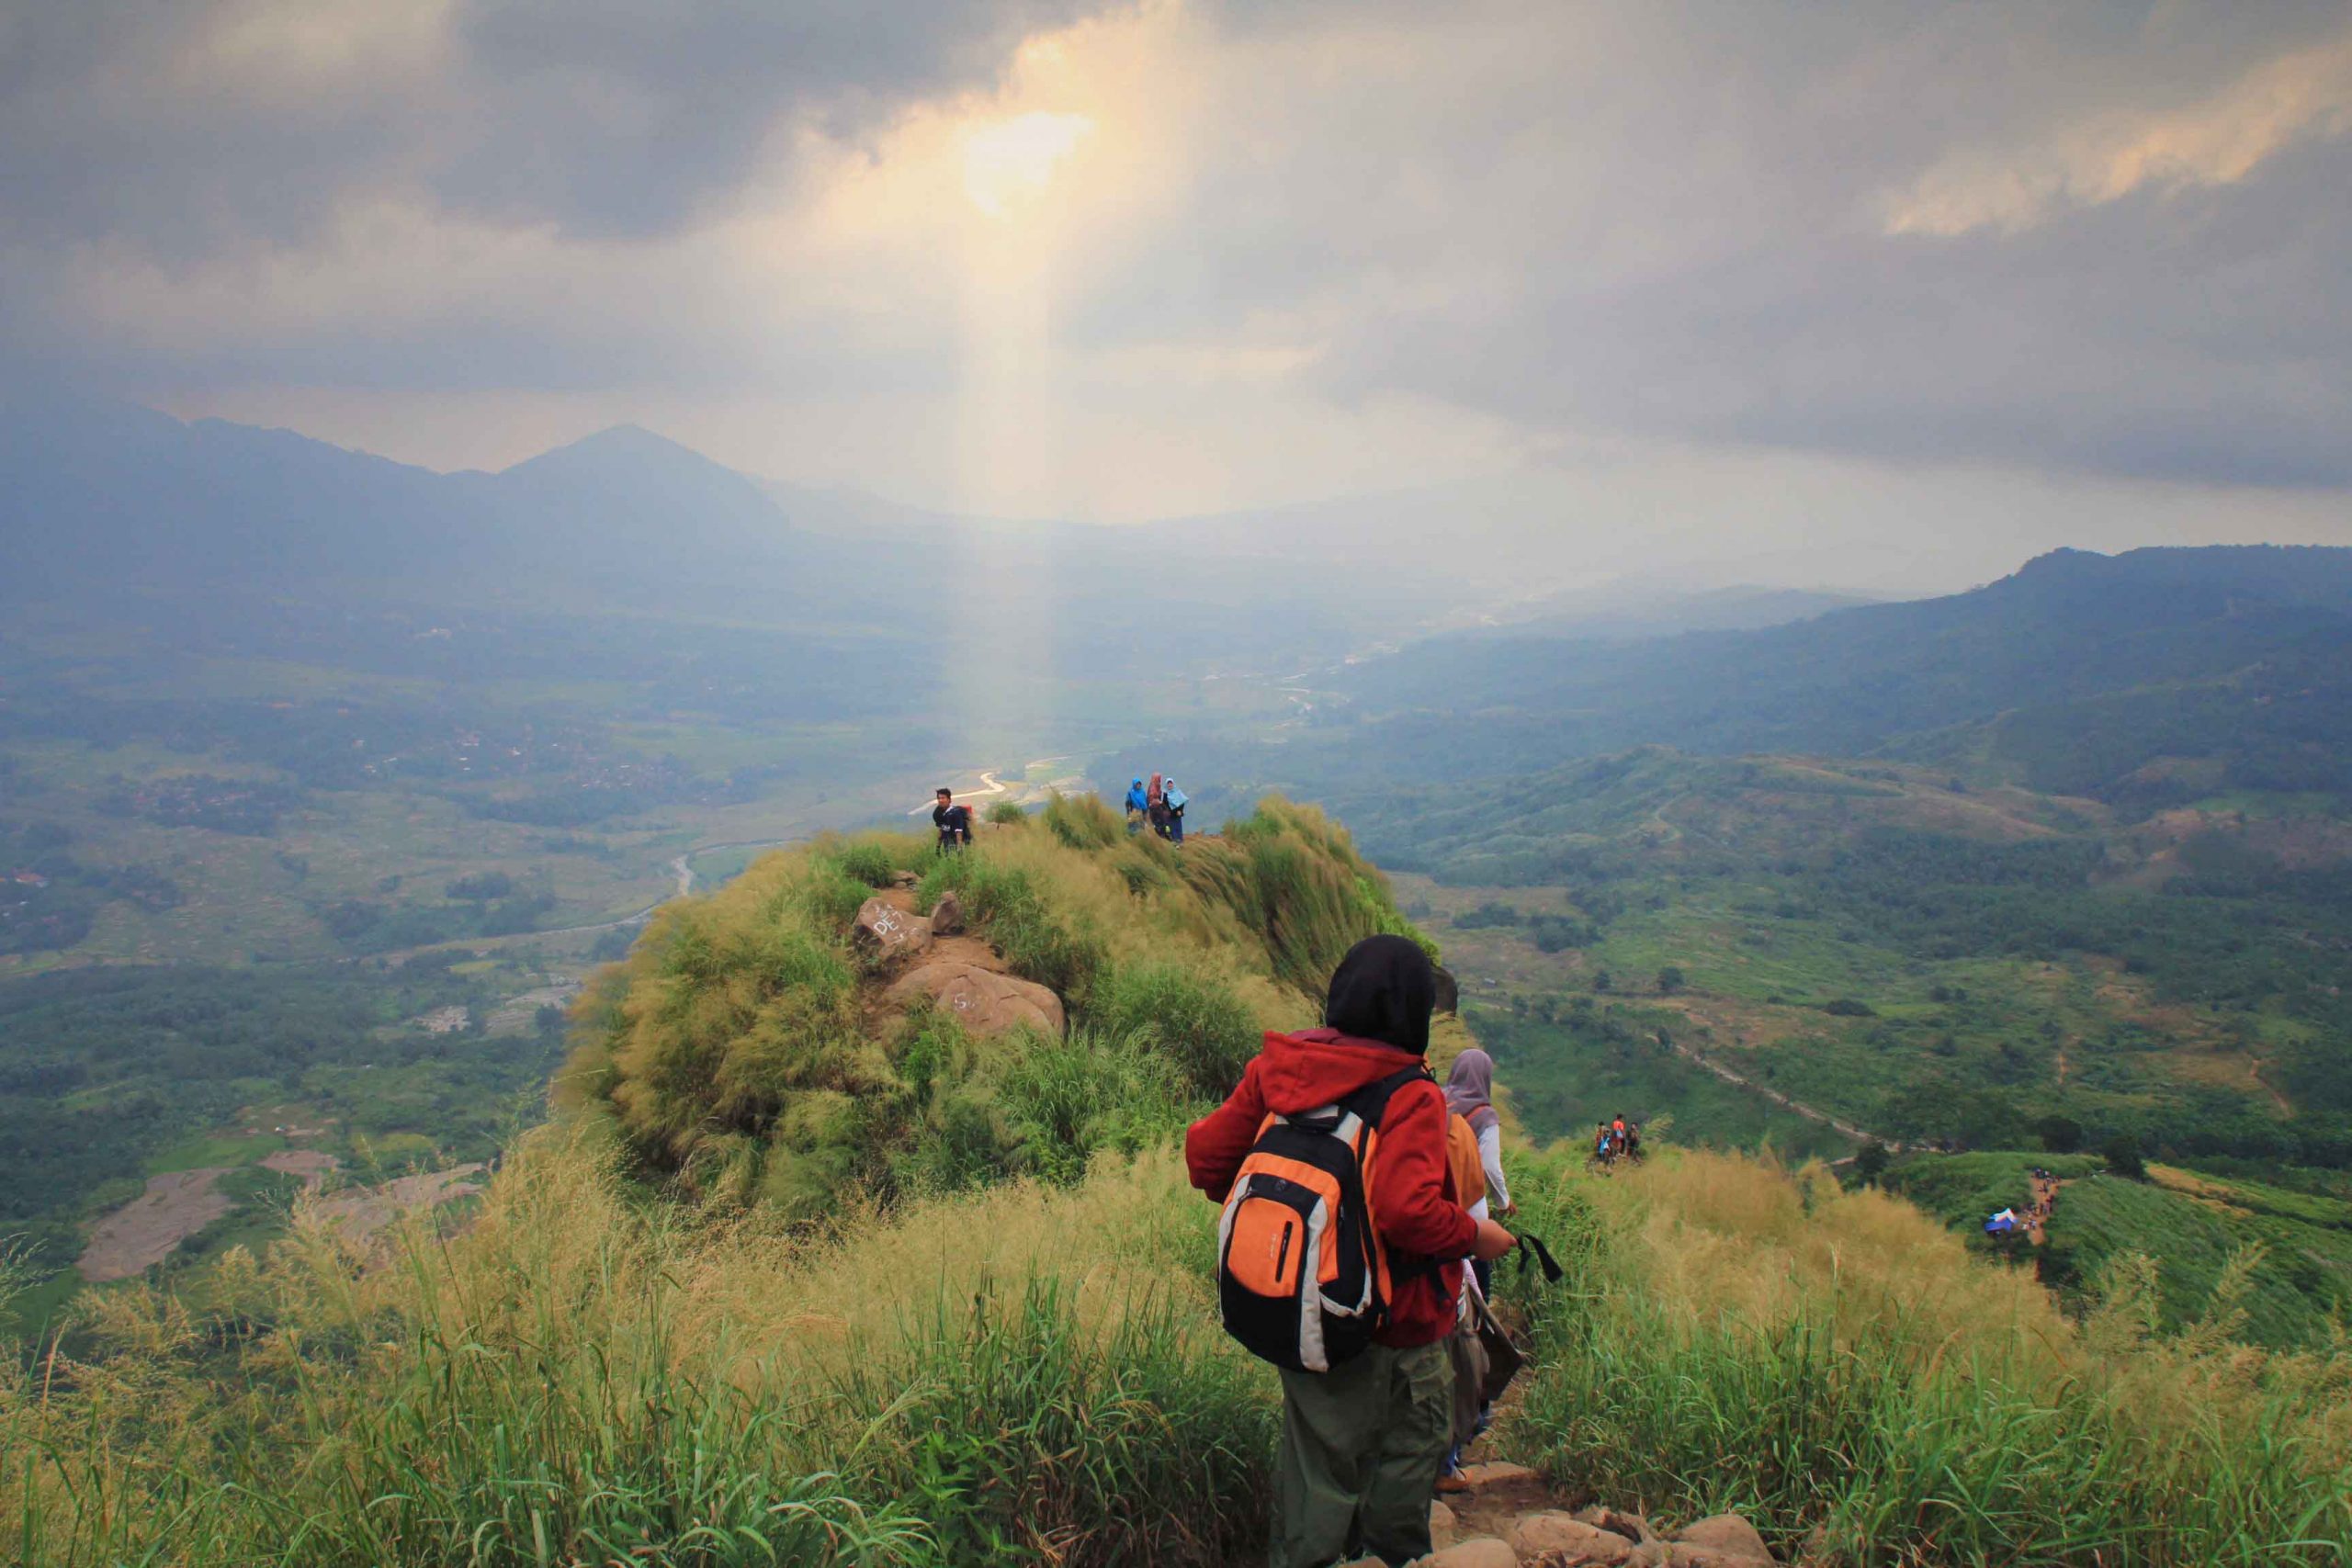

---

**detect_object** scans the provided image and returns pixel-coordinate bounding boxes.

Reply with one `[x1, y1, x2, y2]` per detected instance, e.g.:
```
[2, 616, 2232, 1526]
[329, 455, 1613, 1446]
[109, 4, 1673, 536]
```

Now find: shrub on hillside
[1090, 960, 1261, 1098]
[801, 829, 926, 894]
[985, 798, 1027, 825]
[833, 839, 901, 888]
[1853, 1141, 1890, 1185]
[883, 1004, 1012, 1199]
[2105, 1132, 2148, 1180]
[604, 917, 873, 1164]
[997, 1027, 1189, 1185]
[2040, 1114, 2086, 1153]
[1044, 789, 1125, 850]
[1178, 797, 1433, 993]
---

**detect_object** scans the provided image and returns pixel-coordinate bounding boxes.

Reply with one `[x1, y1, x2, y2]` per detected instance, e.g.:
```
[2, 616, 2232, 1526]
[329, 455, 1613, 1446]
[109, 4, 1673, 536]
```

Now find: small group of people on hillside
[1124, 773, 1189, 843]
[1187, 935, 1522, 1568]
[1593, 1113, 1642, 1164]
[2023, 1169, 2060, 1228]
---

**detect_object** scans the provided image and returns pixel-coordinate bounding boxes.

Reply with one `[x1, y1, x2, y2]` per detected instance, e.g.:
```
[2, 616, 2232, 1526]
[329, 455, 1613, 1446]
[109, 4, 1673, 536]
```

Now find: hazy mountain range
[1133, 545, 2352, 815]
[1, 398, 1873, 682]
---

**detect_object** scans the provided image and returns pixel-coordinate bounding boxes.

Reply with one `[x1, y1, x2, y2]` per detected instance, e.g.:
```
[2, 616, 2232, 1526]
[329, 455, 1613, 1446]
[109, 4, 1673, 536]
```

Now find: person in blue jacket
[1162, 777, 1189, 844]
[1123, 777, 1148, 831]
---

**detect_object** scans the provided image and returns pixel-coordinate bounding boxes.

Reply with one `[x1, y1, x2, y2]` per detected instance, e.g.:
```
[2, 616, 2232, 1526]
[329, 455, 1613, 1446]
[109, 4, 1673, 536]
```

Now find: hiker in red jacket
[1188, 934, 1516, 1568]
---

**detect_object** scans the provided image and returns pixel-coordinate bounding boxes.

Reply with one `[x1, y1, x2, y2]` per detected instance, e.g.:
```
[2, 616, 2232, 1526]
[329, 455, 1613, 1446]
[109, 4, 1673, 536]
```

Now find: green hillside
[7, 797, 2346, 1564]
[1883, 1151, 2352, 1349]
[1324, 749, 2352, 1177]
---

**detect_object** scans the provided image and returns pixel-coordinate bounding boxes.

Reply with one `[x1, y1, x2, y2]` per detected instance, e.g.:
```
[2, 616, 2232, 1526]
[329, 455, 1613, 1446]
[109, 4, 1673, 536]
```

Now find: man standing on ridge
[931, 787, 972, 852]
[1187, 934, 1515, 1568]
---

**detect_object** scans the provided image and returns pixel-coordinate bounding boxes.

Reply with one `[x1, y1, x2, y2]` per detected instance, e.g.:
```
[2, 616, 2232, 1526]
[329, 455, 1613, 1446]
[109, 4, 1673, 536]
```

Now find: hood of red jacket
[1253, 1027, 1426, 1114]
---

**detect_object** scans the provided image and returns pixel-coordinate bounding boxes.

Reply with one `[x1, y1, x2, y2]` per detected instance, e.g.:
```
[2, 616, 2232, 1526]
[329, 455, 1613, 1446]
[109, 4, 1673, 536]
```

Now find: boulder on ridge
[886, 960, 1065, 1037]
[929, 890, 966, 936]
[853, 897, 931, 959]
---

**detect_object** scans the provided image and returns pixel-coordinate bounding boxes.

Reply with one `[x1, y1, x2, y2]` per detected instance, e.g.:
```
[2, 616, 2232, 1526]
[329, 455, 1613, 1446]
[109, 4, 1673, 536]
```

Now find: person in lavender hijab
[1442, 1047, 1513, 1300]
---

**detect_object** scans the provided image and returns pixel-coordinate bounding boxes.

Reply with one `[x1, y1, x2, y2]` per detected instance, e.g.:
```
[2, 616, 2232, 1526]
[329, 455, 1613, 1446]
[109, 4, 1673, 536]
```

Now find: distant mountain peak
[501, 422, 724, 477]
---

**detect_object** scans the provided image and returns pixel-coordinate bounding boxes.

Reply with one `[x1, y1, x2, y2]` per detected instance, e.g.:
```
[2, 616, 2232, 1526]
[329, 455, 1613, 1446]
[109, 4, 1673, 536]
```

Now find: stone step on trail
[1341, 1480, 1778, 1568]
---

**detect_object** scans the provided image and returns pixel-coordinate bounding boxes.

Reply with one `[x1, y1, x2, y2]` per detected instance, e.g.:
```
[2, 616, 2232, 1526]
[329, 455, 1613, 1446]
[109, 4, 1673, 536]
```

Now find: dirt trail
[2025, 1172, 2069, 1246]
[1442, 1459, 1574, 1546]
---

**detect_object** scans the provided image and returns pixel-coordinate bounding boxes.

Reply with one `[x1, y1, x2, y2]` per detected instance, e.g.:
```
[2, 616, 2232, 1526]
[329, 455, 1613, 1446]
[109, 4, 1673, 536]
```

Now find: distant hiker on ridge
[1162, 777, 1189, 845]
[1125, 776, 1149, 831]
[932, 788, 972, 852]
[1187, 934, 1515, 1568]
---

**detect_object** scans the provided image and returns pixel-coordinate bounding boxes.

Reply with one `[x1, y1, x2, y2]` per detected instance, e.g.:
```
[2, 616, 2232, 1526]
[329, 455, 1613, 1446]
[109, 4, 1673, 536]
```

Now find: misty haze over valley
[5, 4, 2352, 1565]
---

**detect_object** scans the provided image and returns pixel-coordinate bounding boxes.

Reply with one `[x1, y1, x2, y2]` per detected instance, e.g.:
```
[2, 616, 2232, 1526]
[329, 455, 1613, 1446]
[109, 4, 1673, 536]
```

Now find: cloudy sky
[4, 0, 2348, 589]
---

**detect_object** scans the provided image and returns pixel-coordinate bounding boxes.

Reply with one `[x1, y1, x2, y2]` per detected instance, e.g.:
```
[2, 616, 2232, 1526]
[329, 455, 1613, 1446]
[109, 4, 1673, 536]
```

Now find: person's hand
[1501, 1201, 1519, 1218]
[1472, 1217, 1516, 1261]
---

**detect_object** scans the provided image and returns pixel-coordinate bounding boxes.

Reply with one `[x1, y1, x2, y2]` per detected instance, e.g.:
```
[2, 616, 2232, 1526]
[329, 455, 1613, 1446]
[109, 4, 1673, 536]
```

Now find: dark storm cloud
[2, 0, 2347, 500]
[438, 0, 1105, 234]
[0, 0, 1103, 254]
[1332, 135, 2352, 487]
[1062, 0, 2352, 488]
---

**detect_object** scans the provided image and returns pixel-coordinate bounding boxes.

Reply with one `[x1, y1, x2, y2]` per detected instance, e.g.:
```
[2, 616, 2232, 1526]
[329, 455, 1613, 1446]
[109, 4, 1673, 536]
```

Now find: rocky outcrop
[854, 896, 931, 959]
[885, 960, 1065, 1037]
[1374, 1491, 1772, 1568]
[929, 890, 966, 936]
[1510, 1514, 1636, 1564]
[1668, 1515, 1773, 1567]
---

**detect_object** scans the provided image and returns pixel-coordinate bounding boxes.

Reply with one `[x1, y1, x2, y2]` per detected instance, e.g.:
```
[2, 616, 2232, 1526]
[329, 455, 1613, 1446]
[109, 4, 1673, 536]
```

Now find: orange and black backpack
[1215, 1064, 1432, 1372]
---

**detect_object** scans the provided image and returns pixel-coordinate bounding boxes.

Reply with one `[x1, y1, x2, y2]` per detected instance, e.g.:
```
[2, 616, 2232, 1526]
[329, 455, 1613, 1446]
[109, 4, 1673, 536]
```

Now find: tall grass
[562, 790, 1388, 1225]
[1177, 798, 1435, 994]
[3, 1129, 1271, 1567]
[1505, 1146, 2352, 1565]
[564, 803, 1306, 1215]
[1090, 960, 1261, 1096]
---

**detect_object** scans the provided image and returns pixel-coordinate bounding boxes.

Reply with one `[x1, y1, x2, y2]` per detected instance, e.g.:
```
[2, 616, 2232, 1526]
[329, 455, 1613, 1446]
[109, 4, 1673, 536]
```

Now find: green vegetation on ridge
[562, 794, 1426, 1218]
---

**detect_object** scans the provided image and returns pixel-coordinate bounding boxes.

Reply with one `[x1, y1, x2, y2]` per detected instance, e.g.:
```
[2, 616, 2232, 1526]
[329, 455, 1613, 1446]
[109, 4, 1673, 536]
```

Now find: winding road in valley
[402, 835, 806, 953]
[904, 770, 1012, 816]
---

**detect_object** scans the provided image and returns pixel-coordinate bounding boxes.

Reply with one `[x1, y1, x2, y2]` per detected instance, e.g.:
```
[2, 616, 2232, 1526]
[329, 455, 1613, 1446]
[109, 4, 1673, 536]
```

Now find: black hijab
[1325, 934, 1435, 1055]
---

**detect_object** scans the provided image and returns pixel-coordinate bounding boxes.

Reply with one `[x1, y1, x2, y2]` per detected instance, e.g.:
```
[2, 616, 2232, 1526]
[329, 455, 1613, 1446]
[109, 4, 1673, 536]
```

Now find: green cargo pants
[1272, 1339, 1452, 1568]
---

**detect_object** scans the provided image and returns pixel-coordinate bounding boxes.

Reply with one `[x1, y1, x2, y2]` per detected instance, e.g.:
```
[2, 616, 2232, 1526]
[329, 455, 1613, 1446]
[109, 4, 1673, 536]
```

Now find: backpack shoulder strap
[1340, 1062, 1436, 1129]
